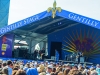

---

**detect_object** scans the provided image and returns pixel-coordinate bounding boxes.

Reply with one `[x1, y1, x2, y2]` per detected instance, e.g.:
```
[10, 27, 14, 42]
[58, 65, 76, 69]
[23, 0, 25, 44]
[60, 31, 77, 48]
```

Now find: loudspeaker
[50, 42, 62, 60]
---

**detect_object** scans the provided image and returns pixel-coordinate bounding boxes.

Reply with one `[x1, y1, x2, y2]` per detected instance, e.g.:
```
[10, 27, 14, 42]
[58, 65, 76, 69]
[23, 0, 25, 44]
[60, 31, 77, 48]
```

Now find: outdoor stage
[0, 1, 100, 64]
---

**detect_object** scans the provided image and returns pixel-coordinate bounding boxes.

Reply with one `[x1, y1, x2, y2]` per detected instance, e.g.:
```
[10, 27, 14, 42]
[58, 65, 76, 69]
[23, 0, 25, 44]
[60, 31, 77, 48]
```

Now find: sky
[8, 0, 100, 25]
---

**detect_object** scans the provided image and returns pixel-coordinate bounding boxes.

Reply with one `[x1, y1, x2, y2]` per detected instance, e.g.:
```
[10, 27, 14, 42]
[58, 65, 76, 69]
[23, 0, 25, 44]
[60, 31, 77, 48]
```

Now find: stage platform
[44, 59, 93, 65]
[0, 57, 94, 66]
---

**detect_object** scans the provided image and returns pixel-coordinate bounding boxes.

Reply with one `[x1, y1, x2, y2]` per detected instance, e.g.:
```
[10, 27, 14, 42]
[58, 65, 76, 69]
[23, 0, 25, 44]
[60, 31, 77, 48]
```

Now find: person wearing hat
[46, 65, 53, 75]
[37, 64, 45, 74]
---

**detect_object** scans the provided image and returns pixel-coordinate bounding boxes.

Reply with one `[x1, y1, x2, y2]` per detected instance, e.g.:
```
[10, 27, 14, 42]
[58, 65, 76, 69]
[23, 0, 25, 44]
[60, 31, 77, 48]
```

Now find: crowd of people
[0, 59, 100, 75]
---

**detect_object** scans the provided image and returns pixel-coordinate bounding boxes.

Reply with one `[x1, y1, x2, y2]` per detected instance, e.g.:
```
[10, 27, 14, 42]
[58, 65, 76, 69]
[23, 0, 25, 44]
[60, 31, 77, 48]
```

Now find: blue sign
[0, 34, 14, 57]
[57, 10, 100, 29]
[0, 11, 51, 35]
[0, 9, 100, 35]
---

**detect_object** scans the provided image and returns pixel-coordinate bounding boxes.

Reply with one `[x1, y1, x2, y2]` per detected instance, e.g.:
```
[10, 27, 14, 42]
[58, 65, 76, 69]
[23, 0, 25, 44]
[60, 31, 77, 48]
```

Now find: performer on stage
[55, 50, 59, 62]
[76, 51, 83, 63]
[33, 50, 38, 60]
[71, 52, 77, 61]
[41, 48, 45, 60]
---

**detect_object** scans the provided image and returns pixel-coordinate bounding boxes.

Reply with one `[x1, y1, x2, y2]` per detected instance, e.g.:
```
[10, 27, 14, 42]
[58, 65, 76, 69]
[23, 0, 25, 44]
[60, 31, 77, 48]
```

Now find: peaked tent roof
[0, 9, 100, 37]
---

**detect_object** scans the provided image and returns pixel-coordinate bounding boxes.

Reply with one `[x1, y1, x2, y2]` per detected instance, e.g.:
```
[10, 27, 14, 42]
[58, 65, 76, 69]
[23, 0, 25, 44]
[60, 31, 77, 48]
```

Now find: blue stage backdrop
[0, 34, 14, 58]
[48, 24, 100, 64]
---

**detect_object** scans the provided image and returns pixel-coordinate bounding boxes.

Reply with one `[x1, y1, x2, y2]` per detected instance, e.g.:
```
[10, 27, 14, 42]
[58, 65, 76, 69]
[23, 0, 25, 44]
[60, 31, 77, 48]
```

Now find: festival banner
[0, 34, 14, 57]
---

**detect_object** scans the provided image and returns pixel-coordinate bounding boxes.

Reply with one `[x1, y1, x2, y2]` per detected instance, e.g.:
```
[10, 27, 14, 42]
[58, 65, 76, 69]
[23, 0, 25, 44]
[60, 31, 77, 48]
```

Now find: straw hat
[38, 64, 45, 73]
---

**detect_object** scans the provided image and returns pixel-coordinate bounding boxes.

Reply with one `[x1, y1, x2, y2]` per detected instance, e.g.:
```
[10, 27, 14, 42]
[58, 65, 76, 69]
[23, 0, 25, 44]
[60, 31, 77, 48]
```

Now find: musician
[55, 50, 59, 62]
[41, 48, 45, 60]
[33, 50, 38, 60]
[71, 52, 77, 61]
[76, 51, 83, 63]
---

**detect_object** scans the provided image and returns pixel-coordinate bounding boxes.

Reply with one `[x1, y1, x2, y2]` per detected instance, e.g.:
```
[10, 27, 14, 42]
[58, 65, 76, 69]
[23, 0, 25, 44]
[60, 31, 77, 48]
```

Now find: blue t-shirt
[26, 68, 38, 75]
[7, 66, 12, 75]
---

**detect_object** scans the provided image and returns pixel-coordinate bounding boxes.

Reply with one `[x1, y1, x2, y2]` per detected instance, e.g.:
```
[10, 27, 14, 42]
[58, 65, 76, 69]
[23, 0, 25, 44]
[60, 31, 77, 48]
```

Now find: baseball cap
[48, 65, 53, 69]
